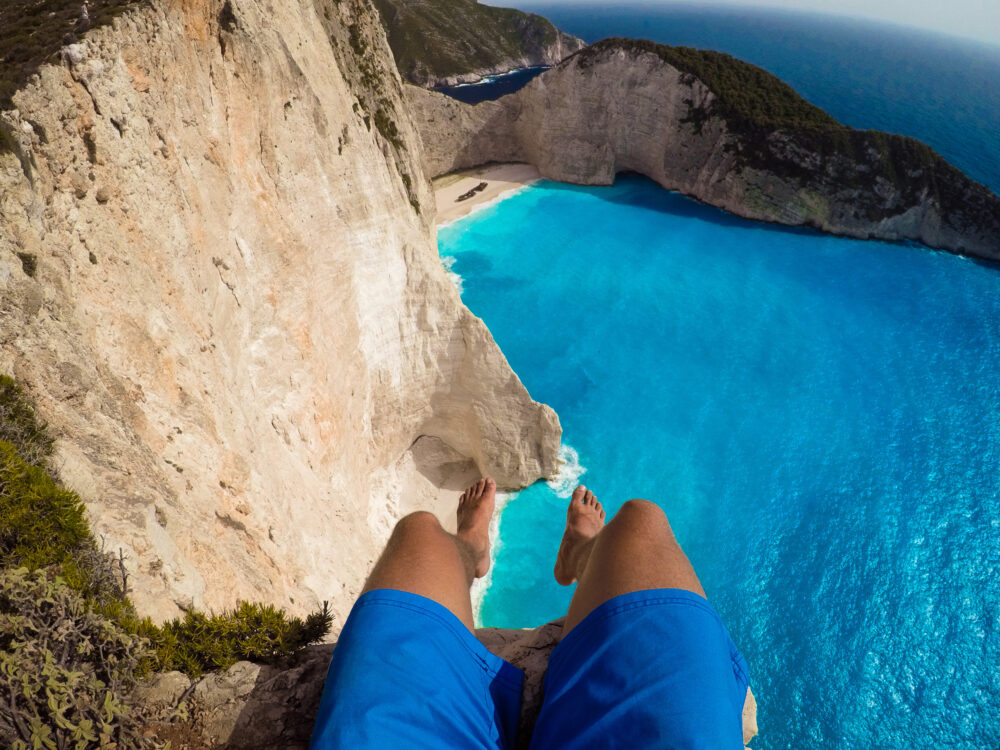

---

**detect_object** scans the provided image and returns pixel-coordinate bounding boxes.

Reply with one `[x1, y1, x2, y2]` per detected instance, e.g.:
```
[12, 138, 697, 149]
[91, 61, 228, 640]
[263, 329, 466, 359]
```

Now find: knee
[615, 498, 671, 529]
[392, 511, 443, 538]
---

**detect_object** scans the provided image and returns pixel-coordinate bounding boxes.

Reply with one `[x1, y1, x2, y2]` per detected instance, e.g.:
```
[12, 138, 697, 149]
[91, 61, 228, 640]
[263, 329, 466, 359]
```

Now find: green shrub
[0, 440, 89, 571]
[0, 371, 334, 684]
[0, 567, 162, 749]
[373, 107, 403, 149]
[0, 0, 147, 111]
[0, 374, 54, 468]
[135, 600, 333, 678]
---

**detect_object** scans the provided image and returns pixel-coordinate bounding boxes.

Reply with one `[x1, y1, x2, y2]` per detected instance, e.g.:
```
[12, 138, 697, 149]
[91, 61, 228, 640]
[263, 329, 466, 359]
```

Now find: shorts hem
[354, 589, 523, 691]
[551, 588, 747, 689]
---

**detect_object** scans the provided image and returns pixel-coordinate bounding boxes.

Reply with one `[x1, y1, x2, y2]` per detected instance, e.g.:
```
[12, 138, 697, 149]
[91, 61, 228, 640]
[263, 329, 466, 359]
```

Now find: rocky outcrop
[407, 39, 1000, 261]
[0, 0, 560, 623]
[373, 0, 584, 87]
[138, 622, 760, 749]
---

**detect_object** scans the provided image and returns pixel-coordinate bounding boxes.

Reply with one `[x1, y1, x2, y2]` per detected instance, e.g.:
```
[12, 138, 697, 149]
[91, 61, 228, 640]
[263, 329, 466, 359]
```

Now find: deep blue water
[440, 176, 1000, 748]
[485, 2, 1000, 194]
[436, 66, 548, 103]
[438, 6, 1000, 747]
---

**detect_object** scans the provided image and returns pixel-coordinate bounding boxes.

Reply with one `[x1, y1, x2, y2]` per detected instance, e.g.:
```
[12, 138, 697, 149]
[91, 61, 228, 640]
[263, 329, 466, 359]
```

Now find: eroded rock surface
[407, 40, 1000, 260]
[139, 623, 759, 749]
[0, 0, 560, 623]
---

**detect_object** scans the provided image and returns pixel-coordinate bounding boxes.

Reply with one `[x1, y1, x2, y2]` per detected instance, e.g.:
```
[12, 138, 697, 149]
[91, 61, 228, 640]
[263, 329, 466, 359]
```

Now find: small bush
[0, 567, 162, 750]
[0, 440, 89, 571]
[0, 374, 54, 467]
[136, 600, 333, 678]
[373, 107, 403, 149]
[0, 370, 335, 729]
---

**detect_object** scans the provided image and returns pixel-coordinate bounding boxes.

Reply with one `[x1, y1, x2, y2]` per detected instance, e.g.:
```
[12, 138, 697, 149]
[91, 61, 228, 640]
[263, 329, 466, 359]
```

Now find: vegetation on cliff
[576, 38, 840, 133]
[373, 0, 581, 85]
[0, 0, 144, 107]
[0, 375, 332, 748]
[314, 0, 424, 212]
[575, 39, 999, 228]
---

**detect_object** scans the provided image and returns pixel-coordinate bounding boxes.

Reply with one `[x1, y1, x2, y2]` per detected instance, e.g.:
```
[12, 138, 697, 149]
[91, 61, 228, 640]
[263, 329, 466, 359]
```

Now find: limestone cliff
[408, 39, 1000, 260]
[373, 0, 584, 87]
[0, 0, 560, 623]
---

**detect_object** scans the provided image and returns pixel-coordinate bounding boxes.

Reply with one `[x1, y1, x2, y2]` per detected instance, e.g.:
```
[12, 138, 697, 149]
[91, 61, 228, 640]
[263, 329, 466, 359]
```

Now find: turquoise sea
[438, 6, 1000, 748]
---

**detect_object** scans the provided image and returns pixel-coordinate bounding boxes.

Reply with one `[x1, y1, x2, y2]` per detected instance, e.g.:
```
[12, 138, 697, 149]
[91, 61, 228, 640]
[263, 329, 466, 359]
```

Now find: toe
[571, 485, 587, 504]
[585, 490, 596, 505]
[595, 501, 603, 514]
[486, 477, 496, 491]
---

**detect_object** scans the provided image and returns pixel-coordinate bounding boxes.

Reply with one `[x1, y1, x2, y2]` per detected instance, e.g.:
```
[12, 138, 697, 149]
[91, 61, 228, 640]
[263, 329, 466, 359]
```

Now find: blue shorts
[311, 588, 749, 749]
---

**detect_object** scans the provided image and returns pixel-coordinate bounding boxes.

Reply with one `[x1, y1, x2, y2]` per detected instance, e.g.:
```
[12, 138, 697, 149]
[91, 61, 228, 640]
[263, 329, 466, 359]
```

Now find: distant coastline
[442, 65, 548, 88]
[433, 66, 549, 104]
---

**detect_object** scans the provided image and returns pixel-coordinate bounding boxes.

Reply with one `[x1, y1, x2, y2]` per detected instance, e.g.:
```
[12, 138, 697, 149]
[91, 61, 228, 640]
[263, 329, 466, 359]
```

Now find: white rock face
[0, 0, 559, 622]
[407, 45, 1000, 260]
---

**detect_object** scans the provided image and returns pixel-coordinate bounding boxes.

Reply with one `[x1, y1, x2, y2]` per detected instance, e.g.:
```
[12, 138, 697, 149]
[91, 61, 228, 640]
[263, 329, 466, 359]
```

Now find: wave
[471, 488, 513, 626]
[546, 443, 587, 497]
[436, 181, 540, 230]
[441, 255, 464, 294]
[448, 65, 549, 88]
[471, 443, 586, 625]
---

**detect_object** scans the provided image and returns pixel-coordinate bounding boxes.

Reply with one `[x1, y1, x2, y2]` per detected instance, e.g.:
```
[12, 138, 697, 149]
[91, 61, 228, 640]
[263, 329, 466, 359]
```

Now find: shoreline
[437, 65, 548, 89]
[433, 162, 542, 227]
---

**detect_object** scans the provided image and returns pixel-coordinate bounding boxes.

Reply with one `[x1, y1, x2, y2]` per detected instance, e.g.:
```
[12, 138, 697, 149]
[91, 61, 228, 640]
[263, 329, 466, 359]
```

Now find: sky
[519, 1, 1000, 48]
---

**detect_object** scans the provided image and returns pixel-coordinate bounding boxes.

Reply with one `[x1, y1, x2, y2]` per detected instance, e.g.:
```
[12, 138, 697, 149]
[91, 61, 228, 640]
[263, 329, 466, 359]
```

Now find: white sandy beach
[433, 162, 541, 226]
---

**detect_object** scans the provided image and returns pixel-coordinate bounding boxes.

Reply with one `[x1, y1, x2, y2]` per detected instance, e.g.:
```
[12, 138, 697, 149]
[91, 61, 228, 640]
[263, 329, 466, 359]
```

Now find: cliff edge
[0, 0, 560, 623]
[408, 38, 1000, 260]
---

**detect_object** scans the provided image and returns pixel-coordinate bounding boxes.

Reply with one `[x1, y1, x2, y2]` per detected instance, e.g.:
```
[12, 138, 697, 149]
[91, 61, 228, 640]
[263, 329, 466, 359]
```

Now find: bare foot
[457, 477, 496, 578]
[554, 484, 606, 585]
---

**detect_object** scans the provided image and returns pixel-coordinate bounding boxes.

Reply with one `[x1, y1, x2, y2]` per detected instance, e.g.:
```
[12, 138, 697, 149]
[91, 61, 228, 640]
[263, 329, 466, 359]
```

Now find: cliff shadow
[541, 171, 831, 239]
[409, 434, 481, 491]
[218, 644, 333, 749]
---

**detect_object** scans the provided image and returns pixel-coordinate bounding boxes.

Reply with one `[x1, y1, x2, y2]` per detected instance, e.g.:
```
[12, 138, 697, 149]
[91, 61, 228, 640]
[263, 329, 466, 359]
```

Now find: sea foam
[471, 488, 513, 626]
[546, 444, 587, 497]
[441, 255, 463, 294]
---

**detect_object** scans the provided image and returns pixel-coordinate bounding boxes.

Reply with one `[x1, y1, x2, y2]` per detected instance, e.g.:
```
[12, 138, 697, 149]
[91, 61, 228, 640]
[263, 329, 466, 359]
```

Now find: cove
[438, 174, 1000, 748]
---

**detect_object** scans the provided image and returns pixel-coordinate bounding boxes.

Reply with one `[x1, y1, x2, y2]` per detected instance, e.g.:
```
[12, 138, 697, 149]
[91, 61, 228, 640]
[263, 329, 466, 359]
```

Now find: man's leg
[363, 478, 495, 631]
[553, 485, 705, 634]
[311, 478, 524, 750]
[530, 485, 748, 749]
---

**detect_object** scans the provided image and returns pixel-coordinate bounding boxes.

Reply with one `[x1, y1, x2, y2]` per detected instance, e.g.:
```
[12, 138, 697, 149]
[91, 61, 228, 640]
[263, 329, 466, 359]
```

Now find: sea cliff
[408, 39, 1000, 260]
[0, 0, 560, 624]
[373, 0, 584, 87]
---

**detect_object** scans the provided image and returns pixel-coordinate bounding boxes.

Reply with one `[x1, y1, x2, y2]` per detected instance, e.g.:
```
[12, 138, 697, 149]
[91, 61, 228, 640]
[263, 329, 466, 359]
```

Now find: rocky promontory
[408, 38, 1000, 260]
[0, 0, 560, 625]
[374, 0, 584, 87]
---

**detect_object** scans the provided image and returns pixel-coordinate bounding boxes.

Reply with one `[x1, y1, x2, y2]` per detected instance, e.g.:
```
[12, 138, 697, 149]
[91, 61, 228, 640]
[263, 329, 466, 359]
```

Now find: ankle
[571, 538, 595, 581]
